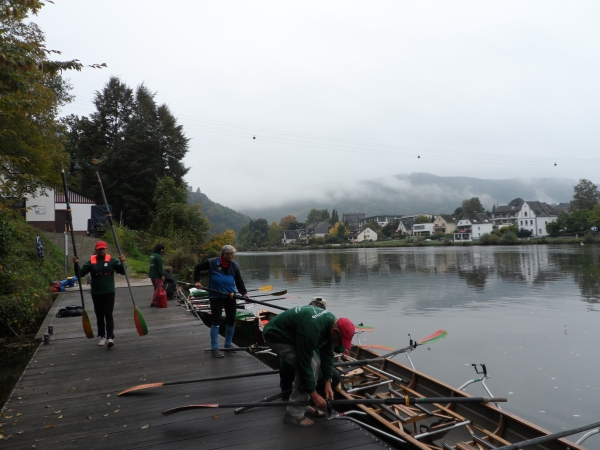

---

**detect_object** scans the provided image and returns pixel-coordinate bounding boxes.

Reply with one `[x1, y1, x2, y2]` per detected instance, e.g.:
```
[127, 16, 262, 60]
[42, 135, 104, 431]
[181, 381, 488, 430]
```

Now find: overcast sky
[36, 1, 600, 209]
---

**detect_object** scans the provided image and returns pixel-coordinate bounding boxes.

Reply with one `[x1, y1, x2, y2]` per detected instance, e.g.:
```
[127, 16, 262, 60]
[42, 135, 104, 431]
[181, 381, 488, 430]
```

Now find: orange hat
[95, 241, 108, 250]
[337, 318, 355, 350]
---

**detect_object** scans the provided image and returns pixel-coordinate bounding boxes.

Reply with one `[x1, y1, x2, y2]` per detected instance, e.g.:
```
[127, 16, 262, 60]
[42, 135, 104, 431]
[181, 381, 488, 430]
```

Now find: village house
[396, 217, 415, 236]
[412, 222, 435, 237]
[297, 221, 333, 243]
[348, 226, 378, 243]
[516, 201, 559, 237]
[433, 214, 459, 235]
[357, 214, 403, 228]
[454, 213, 493, 242]
[23, 188, 95, 234]
[281, 229, 300, 245]
[490, 200, 523, 227]
[341, 212, 365, 230]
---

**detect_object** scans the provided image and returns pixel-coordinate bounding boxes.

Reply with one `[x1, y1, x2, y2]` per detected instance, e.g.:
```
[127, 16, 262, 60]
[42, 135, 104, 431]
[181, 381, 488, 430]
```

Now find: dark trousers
[92, 293, 115, 339]
[209, 298, 237, 326]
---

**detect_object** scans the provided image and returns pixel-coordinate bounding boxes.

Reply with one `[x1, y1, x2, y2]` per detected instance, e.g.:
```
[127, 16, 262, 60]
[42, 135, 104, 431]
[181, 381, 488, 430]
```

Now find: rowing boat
[334, 346, 588, 450]
[196, 308, 278, 347]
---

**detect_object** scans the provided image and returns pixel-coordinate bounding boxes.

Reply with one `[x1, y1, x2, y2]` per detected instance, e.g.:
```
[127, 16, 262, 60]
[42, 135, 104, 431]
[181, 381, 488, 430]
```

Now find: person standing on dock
[149, 243, 165, 307]
[193, 245, 249, 358]
[263, 305, 355, 427]
[73, 241, 125, 348]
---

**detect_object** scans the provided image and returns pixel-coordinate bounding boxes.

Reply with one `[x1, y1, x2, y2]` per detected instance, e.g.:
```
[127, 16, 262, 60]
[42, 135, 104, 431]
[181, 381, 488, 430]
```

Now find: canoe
[335, 346, 588, 450]
[196, 308, 278, 347]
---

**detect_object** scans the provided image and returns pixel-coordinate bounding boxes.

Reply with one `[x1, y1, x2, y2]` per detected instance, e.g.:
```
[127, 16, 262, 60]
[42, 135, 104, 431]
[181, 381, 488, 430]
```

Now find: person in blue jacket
[193, 245, 249, 358]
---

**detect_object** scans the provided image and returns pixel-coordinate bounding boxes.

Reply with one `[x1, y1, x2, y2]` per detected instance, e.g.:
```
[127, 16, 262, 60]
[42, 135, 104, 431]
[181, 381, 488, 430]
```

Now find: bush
[443, 237, 453, 246]
[584, 233, 595, 244]
[165, 247, 198, 282]
[499, 231, 519, 245]
[516, 229, 533, 239]
[479, 233, 499, 245]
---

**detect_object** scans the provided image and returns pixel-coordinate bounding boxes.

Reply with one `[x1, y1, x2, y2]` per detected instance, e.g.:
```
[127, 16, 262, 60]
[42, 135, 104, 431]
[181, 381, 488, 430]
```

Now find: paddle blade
[82, 309, 94, 339]
[359, 344, 395, 352]
[118, 382, 164, 396]
[134, 306, 148, 336]
[417, 329, 447, 345]
[271, 289, 287, 296]
[258, 285, 273, 291]
[162, 404, 217, 415]
[355, 325, 374, 332]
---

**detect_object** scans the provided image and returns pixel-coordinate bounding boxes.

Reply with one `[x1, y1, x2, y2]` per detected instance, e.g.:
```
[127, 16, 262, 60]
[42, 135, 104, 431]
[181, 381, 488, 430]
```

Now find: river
[236, 245, 600, 437]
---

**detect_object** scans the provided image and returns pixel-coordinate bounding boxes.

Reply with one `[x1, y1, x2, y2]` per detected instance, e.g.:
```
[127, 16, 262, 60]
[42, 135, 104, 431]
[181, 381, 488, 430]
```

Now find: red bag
[157, 286, 168, 308]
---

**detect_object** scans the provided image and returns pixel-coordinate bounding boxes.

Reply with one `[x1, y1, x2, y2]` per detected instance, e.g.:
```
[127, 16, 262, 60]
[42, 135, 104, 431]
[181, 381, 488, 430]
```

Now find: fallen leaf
[212, 414, 218, 419]
[17, 431, 23, 434]
[141, 424, 149, 429]
[58, 416, 62, 420]
[106, 395, 110, 397]
[44, 425, 54, 429]
[0, 434, 4, 439]
[114, 409, 120, 413]
[45, 405, 50, 409]
[106, 403, 110, 406]
[87, 416, 92, 419]
[103, 414, 108, 417]
[16, 413, 21, 417]
[53, 411, 61, 414]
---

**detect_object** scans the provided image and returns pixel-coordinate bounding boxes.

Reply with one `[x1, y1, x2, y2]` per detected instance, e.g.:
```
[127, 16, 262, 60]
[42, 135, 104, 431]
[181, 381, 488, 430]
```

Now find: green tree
[546, 221, 561, 237]
[0, 1, 93, 207]
[330, 209, 339, 224]
[461, 197, 485, 214]
[204, 230, 236, 257]
[571, 179, 600, 211]
[415, 215, 430, 224]
[149, 177, 209, 252]
[306, 208, 330, 224]
[382, 220, 398, 237]
[279, 215, 297, 230]
[363, 221, 381, 231]
[268, 221, 282, 246]
[237, 218, 269, 247]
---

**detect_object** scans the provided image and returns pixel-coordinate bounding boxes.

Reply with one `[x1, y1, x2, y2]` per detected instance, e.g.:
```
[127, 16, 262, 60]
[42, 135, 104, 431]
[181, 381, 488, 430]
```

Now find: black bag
[56, 305, 83, 318]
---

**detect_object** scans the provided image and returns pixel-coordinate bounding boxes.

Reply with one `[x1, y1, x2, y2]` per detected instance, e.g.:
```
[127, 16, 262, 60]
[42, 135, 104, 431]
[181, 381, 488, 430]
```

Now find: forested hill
[238, 173, 577, 223]
[188, 189, 251, 235]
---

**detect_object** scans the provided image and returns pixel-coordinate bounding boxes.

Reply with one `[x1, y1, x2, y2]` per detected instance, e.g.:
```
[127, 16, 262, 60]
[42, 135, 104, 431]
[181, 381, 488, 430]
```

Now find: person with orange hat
[73, 241, 126, 348]
[263, 305, 355, 427]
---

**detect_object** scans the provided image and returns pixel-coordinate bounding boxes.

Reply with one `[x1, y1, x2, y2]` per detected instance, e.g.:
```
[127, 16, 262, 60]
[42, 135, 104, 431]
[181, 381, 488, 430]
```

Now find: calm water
[237, 245, 600, 438]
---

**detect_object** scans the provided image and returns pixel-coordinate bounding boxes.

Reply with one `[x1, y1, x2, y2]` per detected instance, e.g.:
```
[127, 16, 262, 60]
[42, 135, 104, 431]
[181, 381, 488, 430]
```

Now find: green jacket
[149, 252, 164, 279]
[78, 255, 125, 295]
[263, 305, 335, 393]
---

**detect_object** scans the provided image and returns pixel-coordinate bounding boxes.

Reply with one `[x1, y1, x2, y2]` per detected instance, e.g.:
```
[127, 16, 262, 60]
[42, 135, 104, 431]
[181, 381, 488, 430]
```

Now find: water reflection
[239, 245, 600, 305]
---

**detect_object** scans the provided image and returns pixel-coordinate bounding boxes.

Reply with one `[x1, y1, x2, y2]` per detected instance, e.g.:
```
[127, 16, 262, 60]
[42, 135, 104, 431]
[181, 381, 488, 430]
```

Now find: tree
[363, 221, 381, 231]
[571, 179, 600, 211]
[382, 220, 398, 237]
[415, 215, 430, 224]
[331, 209, 339, 225]
[204, 230, 236, 257]
[509, 198, 524, 206]
[461, 197, 485, 214]
[306, 208, 330, 224]
[546, 221, 561, 237]
[453, 206, 462, 215]
[237, 218, 269, 247]
[279, 215, 297, 230]
[149, 177, 209, 252]
[268, 221, 282, 246]
[0, 2, 92, 208]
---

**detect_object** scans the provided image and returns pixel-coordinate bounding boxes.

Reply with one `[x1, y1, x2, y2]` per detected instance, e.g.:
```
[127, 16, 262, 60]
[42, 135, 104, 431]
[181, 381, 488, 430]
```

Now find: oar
[246, 285, 273, 292]
[248, 290, 287, 298]
[96, 172, 148, 337]
[199, 286, 289, 311]
[235, 389, 292, 414]
[494, 420, 600, 450]
[118, 369, 279, 396]
[203, 346, 270, 352]
[334, 329, 448, 368]
[162, 396, 506, 415]
[60, 163, 94, 339]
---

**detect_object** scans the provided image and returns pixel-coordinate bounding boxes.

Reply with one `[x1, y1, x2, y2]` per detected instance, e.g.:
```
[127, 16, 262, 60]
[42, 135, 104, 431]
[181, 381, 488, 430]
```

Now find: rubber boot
[224, 325, 235, 348]
[210, 325, 220, 350]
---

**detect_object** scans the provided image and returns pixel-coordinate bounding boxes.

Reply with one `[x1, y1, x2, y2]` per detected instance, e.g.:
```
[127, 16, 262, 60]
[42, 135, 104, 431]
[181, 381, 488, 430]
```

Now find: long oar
[162, 396, 506, 416]
[96, 172, 148, 337]
[60, 163, 94, 339]
[118, 369, 279, 396]
[494, 420, 600, 450]
[248, 290, 287, 298]
[199, 286, 289, 311]
[203, 346, 270, 352]
[334, 329, 448, 368]
[246, 285, 273, 292]
[235, 389, 292, 414]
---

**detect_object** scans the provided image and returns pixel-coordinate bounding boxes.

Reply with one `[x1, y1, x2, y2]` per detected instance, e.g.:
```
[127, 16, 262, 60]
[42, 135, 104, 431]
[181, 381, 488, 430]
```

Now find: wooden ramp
[1, 286, 387, 449]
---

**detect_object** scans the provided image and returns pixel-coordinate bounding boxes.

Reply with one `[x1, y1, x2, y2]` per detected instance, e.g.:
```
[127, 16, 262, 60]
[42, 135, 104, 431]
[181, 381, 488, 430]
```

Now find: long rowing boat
[334, 346, 588, 450]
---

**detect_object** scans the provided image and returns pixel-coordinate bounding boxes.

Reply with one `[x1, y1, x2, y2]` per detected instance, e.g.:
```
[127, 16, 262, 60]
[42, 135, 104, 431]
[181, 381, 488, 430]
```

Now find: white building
[516, 201, 559, 237]
[348, 227, 378, 243]
[412, 223, 435, 236]
[24, 188, 95, 233]
[454, 213, 493, 242]
[281, 230, 300, 245]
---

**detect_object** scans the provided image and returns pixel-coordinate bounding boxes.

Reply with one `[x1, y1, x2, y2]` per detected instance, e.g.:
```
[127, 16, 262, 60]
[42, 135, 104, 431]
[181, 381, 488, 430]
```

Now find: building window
[520, 221, 523, 225]
[539, 229, 542, 234]
[524, 212, 528, 217]
[530, 220, 533, 225]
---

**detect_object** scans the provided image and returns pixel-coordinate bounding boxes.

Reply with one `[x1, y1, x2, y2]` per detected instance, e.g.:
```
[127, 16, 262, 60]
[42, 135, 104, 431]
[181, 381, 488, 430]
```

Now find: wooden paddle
[494, 420, 600, 450]
[96, 172, 148, 336]
[162, 396, 507, 415]
[199, 287, 289, 311]
[246, 285, 273, 292]
[60, 163, 94, 339]
[248, 290, 287, 298]
[118, 369, 280, 396]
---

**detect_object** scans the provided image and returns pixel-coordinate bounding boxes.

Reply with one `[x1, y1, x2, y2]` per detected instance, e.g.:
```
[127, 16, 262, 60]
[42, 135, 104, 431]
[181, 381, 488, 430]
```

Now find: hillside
[237, 173, 578, 223]
[188, 189, 251, 234]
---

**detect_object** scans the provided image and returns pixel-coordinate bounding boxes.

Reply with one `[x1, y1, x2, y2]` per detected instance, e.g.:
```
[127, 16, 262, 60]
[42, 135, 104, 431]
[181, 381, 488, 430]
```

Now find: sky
[35, 1, 600, 210]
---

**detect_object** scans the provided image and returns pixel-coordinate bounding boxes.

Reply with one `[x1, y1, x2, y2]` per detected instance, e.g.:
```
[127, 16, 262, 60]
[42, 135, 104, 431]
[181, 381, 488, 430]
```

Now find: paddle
[235, 389, 293, 414]
[248, 290, 287, 298]
[60, 163, 94, 339]
[199, 286, 289, 311]
[334, 329, 448, 368]
[246, 285, 273, 292]
[494, 420, 600, 449]
[96, 172, 148, 337]
[203, 345, 270, 352]
[162, 396, 507, 416]
[118, 369, 280, 396]
[358, 344, 396, 352]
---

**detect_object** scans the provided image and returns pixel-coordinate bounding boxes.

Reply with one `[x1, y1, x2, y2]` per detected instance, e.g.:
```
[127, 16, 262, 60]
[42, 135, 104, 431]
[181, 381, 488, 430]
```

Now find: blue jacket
[193, 257, 247, 299]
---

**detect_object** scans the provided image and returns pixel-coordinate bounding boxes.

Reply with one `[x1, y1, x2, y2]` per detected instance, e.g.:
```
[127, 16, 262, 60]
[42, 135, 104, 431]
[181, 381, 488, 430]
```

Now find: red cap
[95, 241, 108, 250]
[337, 318, 355, 350]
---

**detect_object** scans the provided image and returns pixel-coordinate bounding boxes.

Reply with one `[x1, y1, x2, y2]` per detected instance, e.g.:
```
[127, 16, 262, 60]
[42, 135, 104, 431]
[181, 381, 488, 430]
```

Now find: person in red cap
[263, 305, 354, 427]
[73, 241, 125, 348]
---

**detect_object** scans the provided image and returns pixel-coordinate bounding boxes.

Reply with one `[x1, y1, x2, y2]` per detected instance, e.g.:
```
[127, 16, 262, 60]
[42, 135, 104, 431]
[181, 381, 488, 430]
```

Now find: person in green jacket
[263, 305, 355, 427]
[149, 243, 165, 307]
[73, 241, 125, 348]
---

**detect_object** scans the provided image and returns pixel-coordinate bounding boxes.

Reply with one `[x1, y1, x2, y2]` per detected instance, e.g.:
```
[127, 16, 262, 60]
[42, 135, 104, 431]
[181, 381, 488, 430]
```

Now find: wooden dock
[1, 286, 387, 449]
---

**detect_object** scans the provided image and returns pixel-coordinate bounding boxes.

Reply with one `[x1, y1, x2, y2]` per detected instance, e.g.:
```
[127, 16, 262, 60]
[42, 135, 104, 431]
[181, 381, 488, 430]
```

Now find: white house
[454, 213, 493, 242]
[348, 227, 377, 243]
[281, 229, 300, 245]
[298, 222, 333, 243]
[396, 218, 414, 236]
[412, 223, 435, 236]
[516, 201, 559, 237]
[24, 188, 95, 233]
